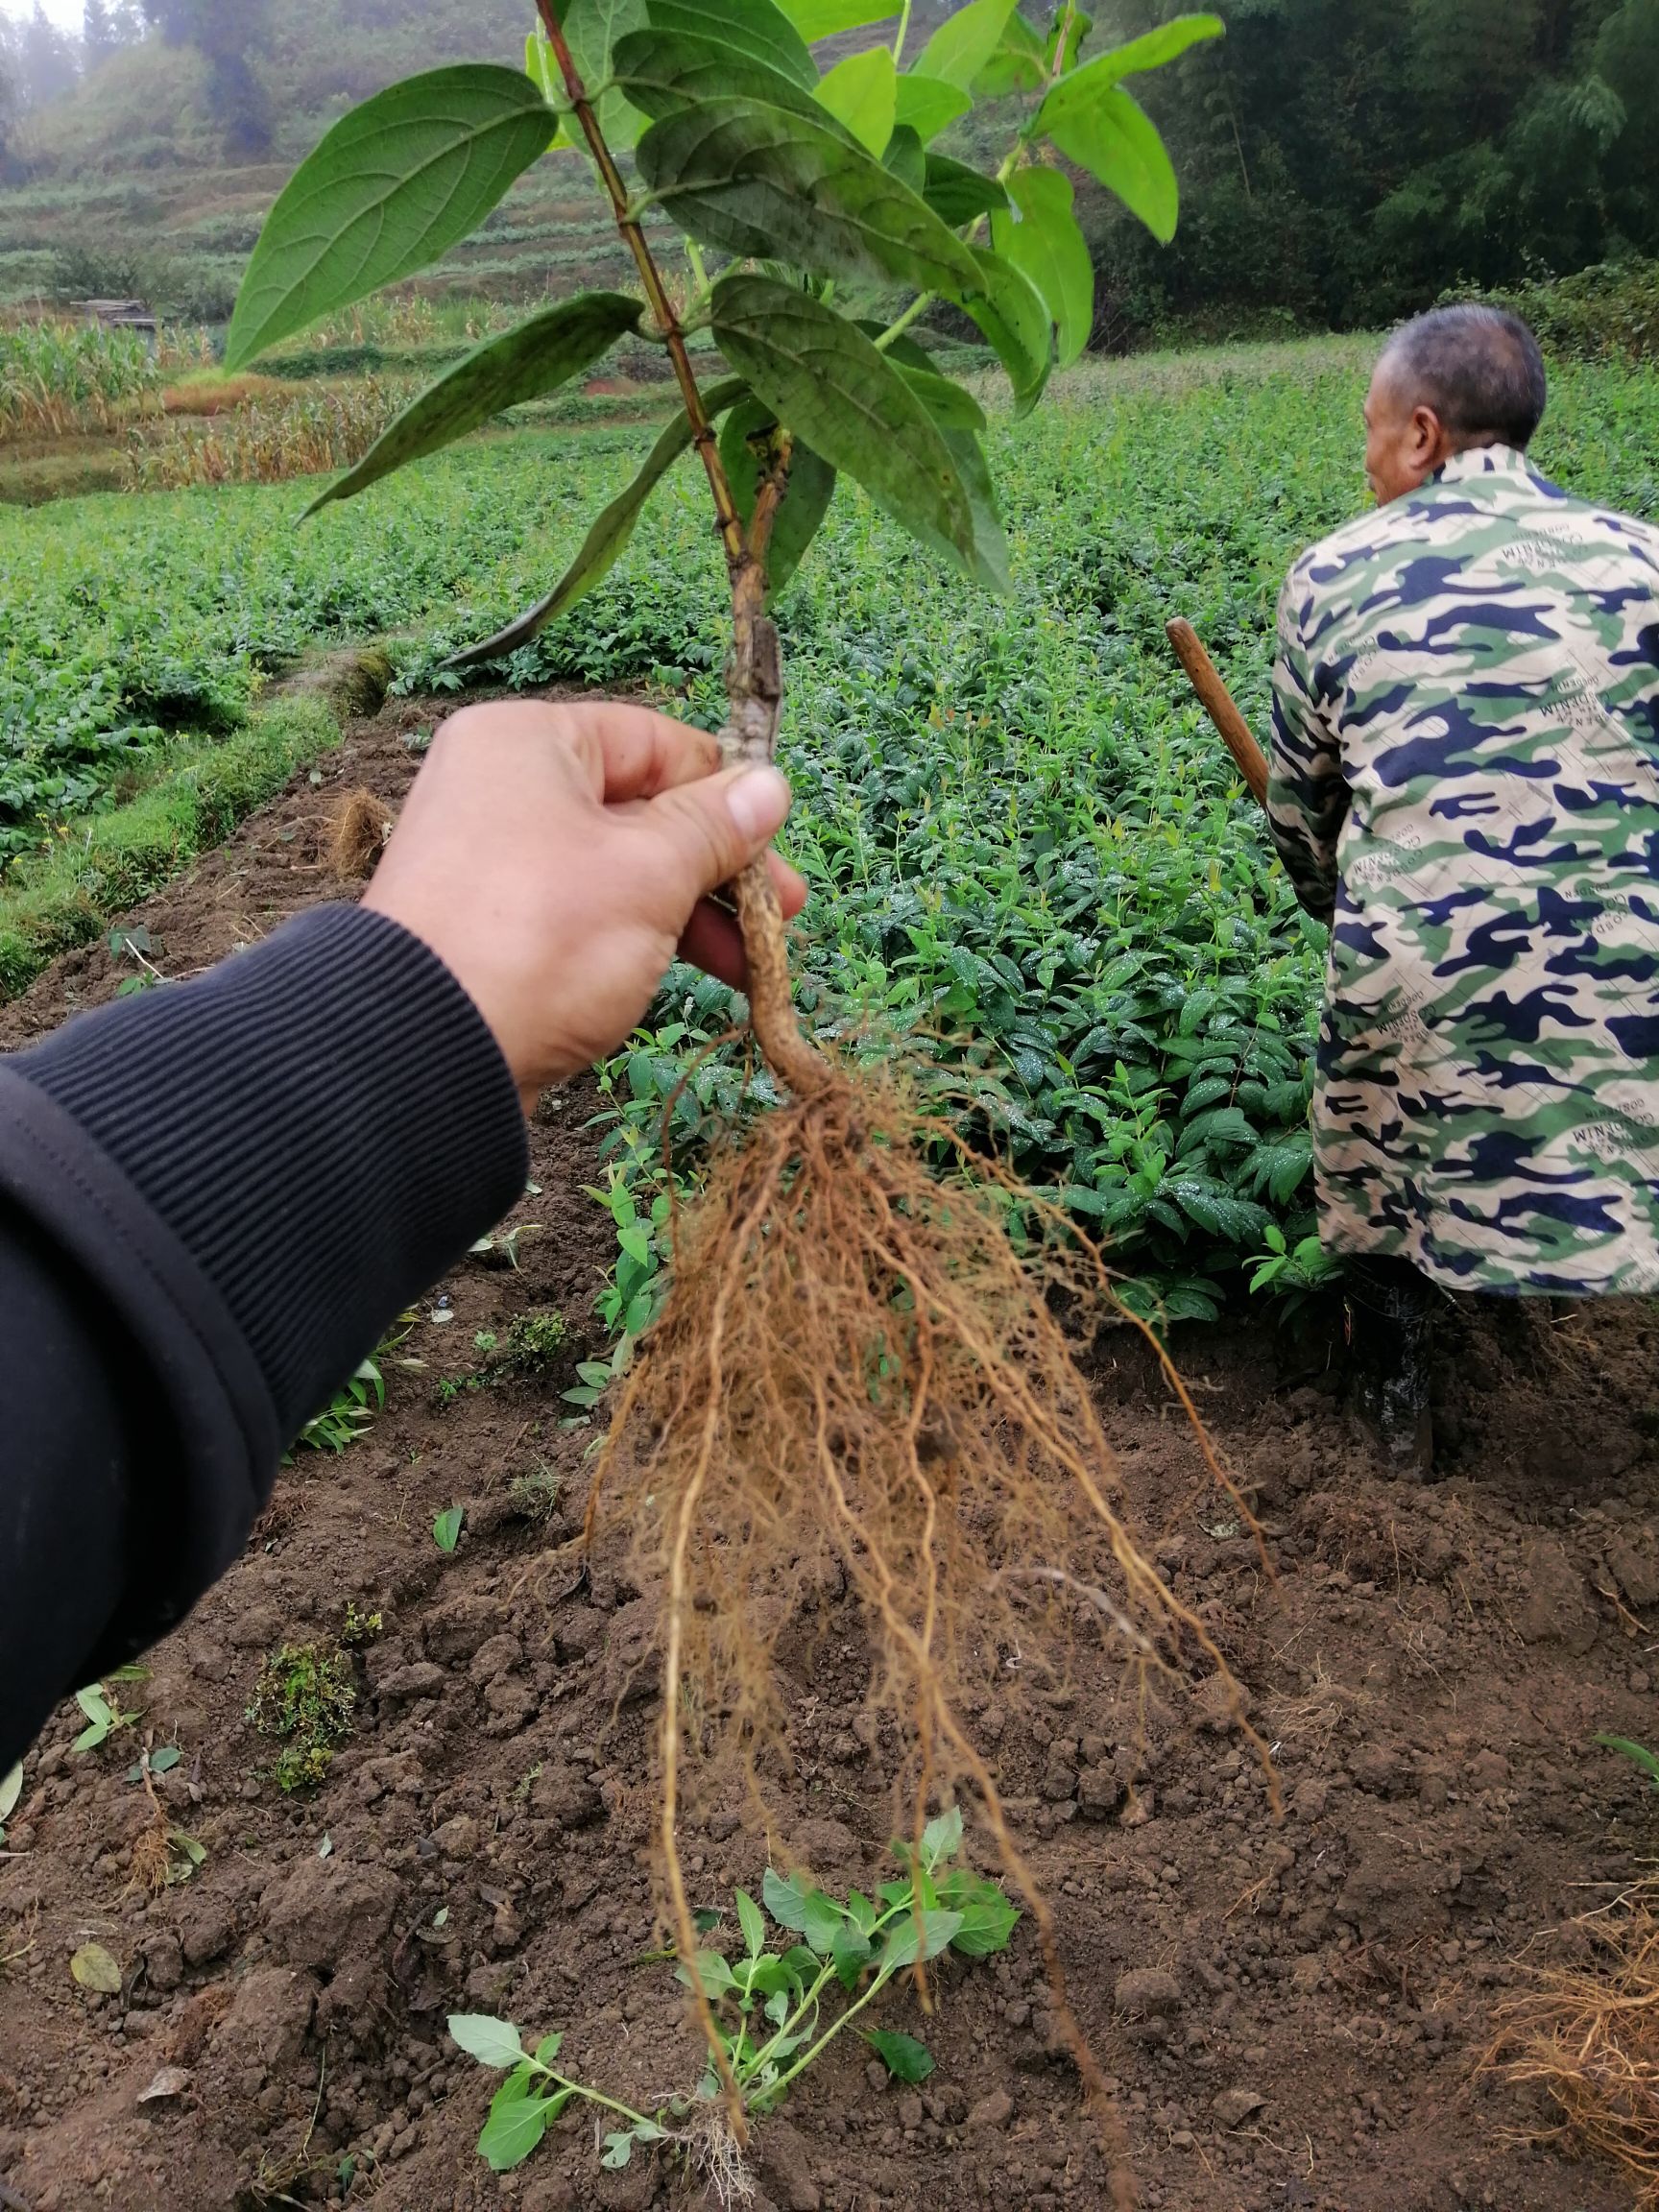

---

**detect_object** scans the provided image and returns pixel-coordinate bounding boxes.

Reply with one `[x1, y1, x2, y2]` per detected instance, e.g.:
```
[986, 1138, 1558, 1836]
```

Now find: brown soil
[1, 694, 1657, 2212]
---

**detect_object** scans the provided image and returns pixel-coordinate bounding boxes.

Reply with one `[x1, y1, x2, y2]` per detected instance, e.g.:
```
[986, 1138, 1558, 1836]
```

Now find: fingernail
[726, 765, 792, 843]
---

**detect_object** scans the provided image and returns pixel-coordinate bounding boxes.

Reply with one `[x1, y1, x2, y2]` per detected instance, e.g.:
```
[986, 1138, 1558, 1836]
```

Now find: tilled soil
[1, 696, 1657, 2212]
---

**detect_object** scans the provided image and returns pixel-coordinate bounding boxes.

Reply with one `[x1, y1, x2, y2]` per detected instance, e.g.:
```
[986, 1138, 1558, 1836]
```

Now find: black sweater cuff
[14, 902, 529, 1443]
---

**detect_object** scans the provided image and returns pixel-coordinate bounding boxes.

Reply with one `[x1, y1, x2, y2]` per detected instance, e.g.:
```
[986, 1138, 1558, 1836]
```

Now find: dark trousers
[1344, 1254, 1441, 1474]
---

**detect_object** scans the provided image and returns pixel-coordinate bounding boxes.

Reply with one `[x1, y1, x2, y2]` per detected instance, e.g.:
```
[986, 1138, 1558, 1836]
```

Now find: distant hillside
[0, 2, 959, 325]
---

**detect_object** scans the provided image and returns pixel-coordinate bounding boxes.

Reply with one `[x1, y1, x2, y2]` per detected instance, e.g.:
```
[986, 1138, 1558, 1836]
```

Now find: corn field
[124, 379, 401, 490]
[0, 319, 165, 441]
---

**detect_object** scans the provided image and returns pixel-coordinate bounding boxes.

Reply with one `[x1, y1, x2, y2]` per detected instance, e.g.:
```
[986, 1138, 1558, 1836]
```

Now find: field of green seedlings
[4, 339, 1656, 1302]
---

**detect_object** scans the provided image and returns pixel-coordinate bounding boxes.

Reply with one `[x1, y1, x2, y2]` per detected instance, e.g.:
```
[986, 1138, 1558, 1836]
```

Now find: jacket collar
[1432, 444, 1535, 486]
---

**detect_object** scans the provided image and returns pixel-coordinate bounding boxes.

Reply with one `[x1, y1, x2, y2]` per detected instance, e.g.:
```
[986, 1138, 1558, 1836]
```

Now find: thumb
[650, 762, 794, 900]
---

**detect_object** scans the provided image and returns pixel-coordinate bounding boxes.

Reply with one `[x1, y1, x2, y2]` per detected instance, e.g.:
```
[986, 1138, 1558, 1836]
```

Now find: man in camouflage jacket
[1268, 304, 1659, 1464]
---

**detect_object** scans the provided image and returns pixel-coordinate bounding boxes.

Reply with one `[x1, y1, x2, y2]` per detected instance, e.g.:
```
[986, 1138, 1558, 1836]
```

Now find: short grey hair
[1380, 304, 1549, 450]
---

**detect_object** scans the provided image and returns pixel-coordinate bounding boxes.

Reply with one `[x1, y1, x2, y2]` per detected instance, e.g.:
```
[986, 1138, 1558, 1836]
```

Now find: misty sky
[2, 1, 85, 26]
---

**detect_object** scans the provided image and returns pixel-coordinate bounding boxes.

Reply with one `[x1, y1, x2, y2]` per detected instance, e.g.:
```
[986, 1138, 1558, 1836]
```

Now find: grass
[1, 337, 1653, 1288]
[0, 692, 336, 992]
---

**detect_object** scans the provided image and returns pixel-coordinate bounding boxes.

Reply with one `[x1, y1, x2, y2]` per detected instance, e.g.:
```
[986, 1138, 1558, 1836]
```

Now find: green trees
[1081, 0, 1659, 338]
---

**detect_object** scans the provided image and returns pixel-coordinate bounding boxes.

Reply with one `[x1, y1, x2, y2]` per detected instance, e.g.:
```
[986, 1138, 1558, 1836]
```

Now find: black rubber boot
[1345, 1256, 1439, 1479]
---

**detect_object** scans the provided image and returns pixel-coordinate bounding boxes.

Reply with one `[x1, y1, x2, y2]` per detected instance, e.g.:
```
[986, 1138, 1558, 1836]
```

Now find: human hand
[361, 698, 805, 1107]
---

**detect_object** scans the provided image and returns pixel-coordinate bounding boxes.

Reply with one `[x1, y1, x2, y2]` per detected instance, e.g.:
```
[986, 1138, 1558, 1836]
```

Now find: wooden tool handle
[1165, 617, 1271, 809]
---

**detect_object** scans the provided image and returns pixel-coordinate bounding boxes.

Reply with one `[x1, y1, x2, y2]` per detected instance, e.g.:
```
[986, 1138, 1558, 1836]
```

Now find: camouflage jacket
[1268, 444, 1659, 1295]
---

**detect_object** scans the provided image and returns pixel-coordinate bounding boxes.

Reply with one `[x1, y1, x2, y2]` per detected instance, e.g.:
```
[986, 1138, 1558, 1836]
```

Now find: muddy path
[0, 692, 1655, 2212]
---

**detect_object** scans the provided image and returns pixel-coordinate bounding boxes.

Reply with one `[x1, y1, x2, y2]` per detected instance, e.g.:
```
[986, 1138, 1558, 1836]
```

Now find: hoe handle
[1166, 617, 1271, 809]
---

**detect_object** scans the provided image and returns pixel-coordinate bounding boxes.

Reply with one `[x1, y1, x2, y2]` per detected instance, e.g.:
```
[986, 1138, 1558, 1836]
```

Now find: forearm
[0, 904, 527, 1766]
[1267, 612, 1346, 922]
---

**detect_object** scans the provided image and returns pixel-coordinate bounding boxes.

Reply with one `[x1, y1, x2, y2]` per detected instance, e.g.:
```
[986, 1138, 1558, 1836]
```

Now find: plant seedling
[449, 1809, 1017, 2186]
[433, 1506, 465, 1553]
[1597, 1735, 1659, 1791]
[74, 1682, 140, 1753]
[0, 1762, 23, 1846]
[247, 1641, 357, 1791]
[232, 0, 1237, 2134]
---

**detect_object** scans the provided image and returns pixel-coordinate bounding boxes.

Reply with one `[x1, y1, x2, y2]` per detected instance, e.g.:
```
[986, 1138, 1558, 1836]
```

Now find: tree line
[1086, 0, 1659, 337]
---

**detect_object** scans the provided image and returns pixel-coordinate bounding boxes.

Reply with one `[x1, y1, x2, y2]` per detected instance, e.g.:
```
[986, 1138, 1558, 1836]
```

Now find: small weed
[108, 923, 166, 996]
[74, 1681, 141, 1753]
[0, 1762, 22, 1845]
[507, 1463, 561, 1525]
[500, 1310, 568, 1373]
[297, 1356, 385, 1455]
[1598, 1735, 1659, 1793]
[1247, 1224, 1345, 1320]
[247, 1642, 356, 1792]
[433, 1507, 465, 1553]
[449, 1808, 1016, 2186]
[469, 1225, 543, 1270]
[341, 1600, 383, 1647]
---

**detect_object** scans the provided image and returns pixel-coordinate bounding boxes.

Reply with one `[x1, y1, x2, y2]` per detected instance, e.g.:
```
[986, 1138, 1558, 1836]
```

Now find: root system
[584, 1046, 1251, 2189]
[327, 786, 394, 880]
[1488, 1880, 1659, 2204]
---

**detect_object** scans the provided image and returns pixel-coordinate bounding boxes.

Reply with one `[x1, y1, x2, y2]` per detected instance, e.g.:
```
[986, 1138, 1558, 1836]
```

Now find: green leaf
[563, 0, 650, 150]
[637, 95, 982, 301]
[305, 293, 641, 515]
[0, 1764, 21, 1824]
[448, 2013, 526, 2069]
[801, 1889, 847, 1957]
[533, 2032, 565, 2065]
[227, 67, 554, 370]
[847, 1889, 878, 1935]
[479, 2086, 558, 2173]
[735, 1888, 767, 1959]
[1038, 82, 1180, 243]
[644, 0, 817, 89]
[920, 1804, 964, 1867]
[864, 2028, 935, 2082]
[678, 1948, 738, 1997]
[449, 377, 749, 666]
[884, 123, 926, 196]
[992, 165, 1094, 367]
[718, 398, 838, 599]
[433, 1506, 465, 1553]
[971, 5, 1045, 95]
[1065, 13, 1224, 87]
[880, 1907, 963, 1969]
[777, 0, 889, 36]
[831, 1920, 874, 1988]
[815, 45, 897, 156]
[923, 152, 1009, 226]
[938, 1868, 1021, 1956]
[712, 276, 980, 577]
[524, 30, 570, 144]
[881, 341, 1010, 593]
[615, 28, 827, 126]
[893, 72, 971, 144]
[601, 2129, 638, 2169]
[916, 0, 1018, 90]
[963, 243, 1052, 413]
[762, 1864, 809, 1930]
[1599, 1735, 1659, 1787]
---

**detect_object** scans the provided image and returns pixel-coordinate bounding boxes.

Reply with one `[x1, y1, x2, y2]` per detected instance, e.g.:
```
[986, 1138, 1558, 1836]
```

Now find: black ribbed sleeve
[0, 903, 528, 1766]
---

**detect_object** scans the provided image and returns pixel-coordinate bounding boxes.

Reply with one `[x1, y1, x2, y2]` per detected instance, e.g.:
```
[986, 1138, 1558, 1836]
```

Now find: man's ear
[1411, 404, 1452, 471]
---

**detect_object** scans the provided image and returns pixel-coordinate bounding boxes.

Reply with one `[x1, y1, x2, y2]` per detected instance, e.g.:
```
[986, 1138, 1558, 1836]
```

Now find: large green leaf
[815, 45, 897, 155]
[963, 242, 1052, 412]
[1057, 12, 1224, 92]
[228, 67, 554, 369]
[644, 0, 817, 88]
[523, 31, 570, 146]
[637, 96, 982, 299]
[614, 28, 827, 125]
[923, 151, 1008, 226]
[563, 0, 650, 149]
[893, 71, 972, 143]
[305, 293, 642, 515]
[777, 0, 890, 36]
[1039, 82, 1179, 242]
[971, 5, 1045, 95]
[916, 0, 1018, 90]
[450, 377, 750, 665]
[712, 274, 980, 577]
[884, 123, 926, 195]
[992, 165, 1094, 367]
[718, 398, 838, 599]
[878, 328, 1010, 593]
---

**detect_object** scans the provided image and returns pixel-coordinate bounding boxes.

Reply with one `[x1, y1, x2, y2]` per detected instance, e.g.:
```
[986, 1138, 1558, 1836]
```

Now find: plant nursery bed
[0, 693, 1656, 2212]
